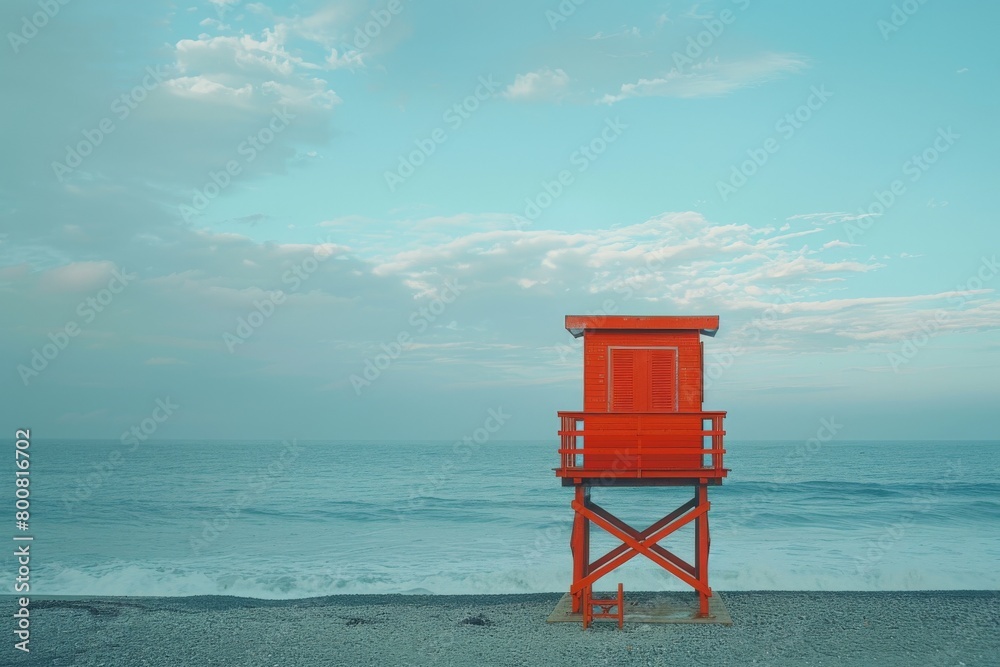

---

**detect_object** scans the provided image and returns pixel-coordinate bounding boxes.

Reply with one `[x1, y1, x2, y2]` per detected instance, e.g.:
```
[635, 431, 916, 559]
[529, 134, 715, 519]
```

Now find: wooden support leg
[570, 485, 590, 613]
[695, 483, 711, 617]
[572, 485, 713, 621]
[616, 582, 624, 629]
[694, 486, 704, 581]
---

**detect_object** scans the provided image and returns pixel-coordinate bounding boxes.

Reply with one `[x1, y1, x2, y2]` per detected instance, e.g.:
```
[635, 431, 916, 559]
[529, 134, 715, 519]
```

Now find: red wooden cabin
[555, 315, 728, 626]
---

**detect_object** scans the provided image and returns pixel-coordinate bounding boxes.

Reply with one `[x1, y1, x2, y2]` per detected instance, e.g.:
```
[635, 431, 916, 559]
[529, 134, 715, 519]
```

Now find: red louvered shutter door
[609, 349, 635, 411]
[649, 349, 677, 411]
[610, 347, 677, 412]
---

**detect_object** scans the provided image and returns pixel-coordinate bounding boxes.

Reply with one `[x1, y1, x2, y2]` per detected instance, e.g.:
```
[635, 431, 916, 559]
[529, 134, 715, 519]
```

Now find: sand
[5, 591, 998, 666]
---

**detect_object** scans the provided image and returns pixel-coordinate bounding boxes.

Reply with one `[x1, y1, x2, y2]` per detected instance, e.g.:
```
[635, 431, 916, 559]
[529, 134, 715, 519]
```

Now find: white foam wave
[28, 556, 1000, 600]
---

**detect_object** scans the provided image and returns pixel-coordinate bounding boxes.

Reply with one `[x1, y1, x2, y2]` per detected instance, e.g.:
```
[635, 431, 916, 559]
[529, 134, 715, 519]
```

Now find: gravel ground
[4, 591, 998, 666]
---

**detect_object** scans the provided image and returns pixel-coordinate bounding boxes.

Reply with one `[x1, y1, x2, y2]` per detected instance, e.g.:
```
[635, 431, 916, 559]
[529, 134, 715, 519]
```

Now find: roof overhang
[565, 315, 719, 338]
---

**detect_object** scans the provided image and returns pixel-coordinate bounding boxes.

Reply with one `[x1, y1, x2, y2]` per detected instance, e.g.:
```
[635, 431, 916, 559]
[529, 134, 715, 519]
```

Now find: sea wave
[34, 557, 1000, 600]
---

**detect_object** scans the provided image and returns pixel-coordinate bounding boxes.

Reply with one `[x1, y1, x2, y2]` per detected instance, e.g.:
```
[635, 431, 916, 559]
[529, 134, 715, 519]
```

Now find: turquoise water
[8, 439, 1000, 597]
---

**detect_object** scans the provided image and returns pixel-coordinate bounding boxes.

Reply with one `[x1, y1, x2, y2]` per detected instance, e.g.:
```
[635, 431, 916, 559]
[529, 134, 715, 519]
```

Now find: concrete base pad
[546, 591, 732, 625]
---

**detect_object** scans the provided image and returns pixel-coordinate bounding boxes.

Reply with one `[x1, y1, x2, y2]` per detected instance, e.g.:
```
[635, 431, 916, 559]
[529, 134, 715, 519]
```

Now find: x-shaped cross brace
[570, 493, 712, 599]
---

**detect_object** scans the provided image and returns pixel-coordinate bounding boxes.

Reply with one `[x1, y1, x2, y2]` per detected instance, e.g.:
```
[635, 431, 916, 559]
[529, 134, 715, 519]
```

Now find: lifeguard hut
[552, 315, 728, 628]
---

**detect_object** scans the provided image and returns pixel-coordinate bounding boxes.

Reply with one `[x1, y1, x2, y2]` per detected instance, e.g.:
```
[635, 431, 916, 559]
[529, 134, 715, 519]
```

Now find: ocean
[10, 439, 1000, 598]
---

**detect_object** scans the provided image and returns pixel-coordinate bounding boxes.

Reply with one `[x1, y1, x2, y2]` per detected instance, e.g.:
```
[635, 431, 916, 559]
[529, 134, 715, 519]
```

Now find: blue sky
[2, 0, 998, 441]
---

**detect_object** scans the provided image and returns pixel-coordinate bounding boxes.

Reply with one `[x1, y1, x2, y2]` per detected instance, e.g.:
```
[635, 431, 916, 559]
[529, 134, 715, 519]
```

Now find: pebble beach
[9, 590, 999, 666]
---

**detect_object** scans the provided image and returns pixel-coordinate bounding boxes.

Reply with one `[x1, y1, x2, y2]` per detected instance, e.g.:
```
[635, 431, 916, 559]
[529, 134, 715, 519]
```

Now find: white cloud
[600, 53, 807, 103]
[199, 18, 231, 30]
[365, 211, 876, 302]
[163, 75, 255, 104]
[37, 261, 119, 293]
[326, 48, 365, 70]
[5, 203, 997, 436]
[167, 24, 340, 112]
[787, 212, 862, 225]
[587, 27, 642, 40]
[503, 68, 570, 102]
[282, 5, 351, 46]
[332, 211, 999, 355]
[175, 27, 300, 78]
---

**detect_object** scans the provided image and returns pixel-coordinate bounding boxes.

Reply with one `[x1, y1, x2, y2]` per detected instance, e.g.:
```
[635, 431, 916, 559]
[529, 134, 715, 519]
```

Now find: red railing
[557, 411, 727, 479]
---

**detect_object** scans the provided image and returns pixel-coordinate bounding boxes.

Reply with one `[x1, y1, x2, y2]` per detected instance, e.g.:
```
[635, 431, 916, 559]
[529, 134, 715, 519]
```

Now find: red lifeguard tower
[553, 315, 728, 628]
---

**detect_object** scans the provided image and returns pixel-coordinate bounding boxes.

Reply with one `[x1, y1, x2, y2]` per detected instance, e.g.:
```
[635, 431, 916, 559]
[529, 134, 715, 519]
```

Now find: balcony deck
[557, 411, 728, 487]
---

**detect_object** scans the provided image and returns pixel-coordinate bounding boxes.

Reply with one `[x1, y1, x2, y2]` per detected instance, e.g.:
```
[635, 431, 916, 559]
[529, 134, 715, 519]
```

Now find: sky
[2, 0, 998, 442]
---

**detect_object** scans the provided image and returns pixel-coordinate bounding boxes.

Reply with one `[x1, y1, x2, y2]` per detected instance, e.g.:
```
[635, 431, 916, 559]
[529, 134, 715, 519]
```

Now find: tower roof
[564, 315, 719, 338]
